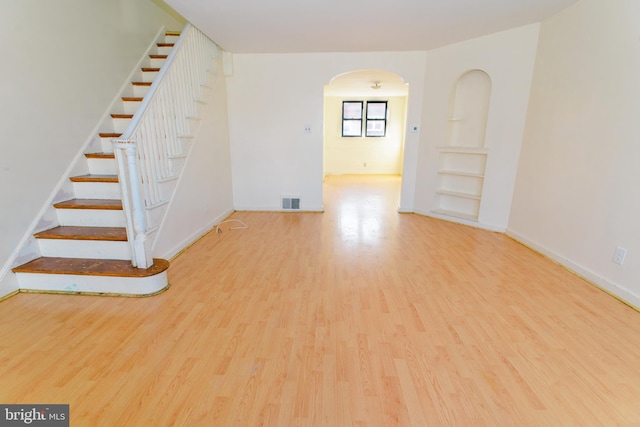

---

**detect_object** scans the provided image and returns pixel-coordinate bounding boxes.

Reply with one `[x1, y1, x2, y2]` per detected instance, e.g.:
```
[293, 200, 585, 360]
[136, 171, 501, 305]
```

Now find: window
[342, 101, 363, 137]
[365, 101, 387, 137]
[341, 100, 387, 137]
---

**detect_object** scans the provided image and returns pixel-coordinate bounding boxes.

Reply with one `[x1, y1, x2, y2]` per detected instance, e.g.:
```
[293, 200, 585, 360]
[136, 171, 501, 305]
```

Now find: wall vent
[281, 197, 301, 210]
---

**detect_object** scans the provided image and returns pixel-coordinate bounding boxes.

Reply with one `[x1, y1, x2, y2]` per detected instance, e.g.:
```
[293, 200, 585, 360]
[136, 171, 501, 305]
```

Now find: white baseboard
[157, 208, 235, 261]
[414, 208, 506, 233]
[507, 228, 640, 310]
[233, 205, 324, 213]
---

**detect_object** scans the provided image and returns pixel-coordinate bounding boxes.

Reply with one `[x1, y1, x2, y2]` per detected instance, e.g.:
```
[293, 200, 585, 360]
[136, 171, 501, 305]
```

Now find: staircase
[11, 31, 184, 297]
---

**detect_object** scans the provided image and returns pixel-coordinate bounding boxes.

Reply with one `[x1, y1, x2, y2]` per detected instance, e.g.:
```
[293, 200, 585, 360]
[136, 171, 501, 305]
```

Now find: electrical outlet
[304, 126, 312, 133]
[612, 246, 627, 265]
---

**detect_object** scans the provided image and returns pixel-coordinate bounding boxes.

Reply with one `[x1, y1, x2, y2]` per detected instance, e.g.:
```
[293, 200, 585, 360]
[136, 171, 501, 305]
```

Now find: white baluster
[113, 24, 219, 268]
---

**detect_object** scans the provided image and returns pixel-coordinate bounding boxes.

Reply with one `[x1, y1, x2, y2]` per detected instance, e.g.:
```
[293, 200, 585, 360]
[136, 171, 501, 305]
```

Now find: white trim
[507, 228, 640, 309]
[233, 205, 325, 213]
[414, 208, 506, 233]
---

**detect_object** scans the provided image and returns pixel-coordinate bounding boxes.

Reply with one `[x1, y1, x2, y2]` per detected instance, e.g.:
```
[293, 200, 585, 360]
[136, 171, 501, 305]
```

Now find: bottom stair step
[12, 257, 169, 296]
[13, 257, 167, 276]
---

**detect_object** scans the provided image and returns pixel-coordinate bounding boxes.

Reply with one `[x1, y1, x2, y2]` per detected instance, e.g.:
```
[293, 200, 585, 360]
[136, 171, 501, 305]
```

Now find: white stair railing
[113, 23, 219, 268]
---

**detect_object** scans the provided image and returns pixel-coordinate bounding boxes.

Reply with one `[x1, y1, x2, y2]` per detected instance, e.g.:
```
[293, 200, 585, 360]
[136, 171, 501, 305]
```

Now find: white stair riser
[57, 209, 126, 227]
[72, 182, 121, 199]
[133, 85, 151, 97]
[165, 35, 180, 44]
[141, 71, 159, 82]
[38, 239, 131, 260]
[112, 118, 132, 133]
[149, 58, 166, 68]
[15, 271, 168, 296]
[157, 46, 173, 55]
[87, 158, 117, 175]
[122, 101, 142, 115]
[100, 138, 116, 153]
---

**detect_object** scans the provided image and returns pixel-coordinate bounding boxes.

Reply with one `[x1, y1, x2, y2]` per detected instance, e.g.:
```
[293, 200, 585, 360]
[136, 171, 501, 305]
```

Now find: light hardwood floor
[2, 174, 640, 426]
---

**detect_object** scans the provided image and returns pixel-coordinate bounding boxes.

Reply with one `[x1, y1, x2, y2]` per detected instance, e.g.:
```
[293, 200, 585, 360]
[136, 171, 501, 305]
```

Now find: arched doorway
[323, 70, 409, 177]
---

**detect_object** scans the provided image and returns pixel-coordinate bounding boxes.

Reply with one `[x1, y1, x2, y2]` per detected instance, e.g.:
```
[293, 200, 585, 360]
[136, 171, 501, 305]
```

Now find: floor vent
[282, 197, 301, 210]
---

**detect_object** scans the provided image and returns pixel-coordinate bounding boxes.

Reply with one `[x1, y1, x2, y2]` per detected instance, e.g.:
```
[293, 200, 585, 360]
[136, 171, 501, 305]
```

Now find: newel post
[112, 140, 154, 269]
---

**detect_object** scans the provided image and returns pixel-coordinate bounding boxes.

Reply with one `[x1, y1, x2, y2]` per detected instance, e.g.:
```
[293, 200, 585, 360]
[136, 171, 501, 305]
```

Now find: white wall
[324, 96, 407, 175]
[413, 24, 540, 231]
[0, 0, 185, 298]
[152, 54, 234, 260]
[508, 0, 640, 306]
[225, 52, 426, 212]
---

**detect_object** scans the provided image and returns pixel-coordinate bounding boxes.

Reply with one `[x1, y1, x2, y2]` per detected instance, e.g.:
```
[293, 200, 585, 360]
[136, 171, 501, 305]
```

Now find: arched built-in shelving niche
[435, 70, 492, 221]
[446, 70, 492, 148]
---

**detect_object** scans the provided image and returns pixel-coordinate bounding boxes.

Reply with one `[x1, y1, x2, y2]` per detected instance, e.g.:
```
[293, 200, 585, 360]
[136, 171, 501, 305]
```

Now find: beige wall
[0, 0, 185, 297]
[323, 96, 407, 175]
[509, 0, 640, 306]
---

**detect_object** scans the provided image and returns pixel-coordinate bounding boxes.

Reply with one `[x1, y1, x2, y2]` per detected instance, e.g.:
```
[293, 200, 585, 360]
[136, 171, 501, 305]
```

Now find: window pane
[366, 120, 386, 137]
[343, 102, 363, 119]
[367, 102, 387, 119]
[343, 120, 362, 136]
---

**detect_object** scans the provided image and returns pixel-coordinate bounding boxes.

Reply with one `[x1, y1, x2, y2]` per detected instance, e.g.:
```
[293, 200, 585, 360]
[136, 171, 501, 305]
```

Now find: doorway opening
[322, 70, 409, 210]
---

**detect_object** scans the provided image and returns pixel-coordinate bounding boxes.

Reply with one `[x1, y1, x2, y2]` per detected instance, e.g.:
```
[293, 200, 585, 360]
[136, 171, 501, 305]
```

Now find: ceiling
[164, 0, 579, 54]
[324, 70, 409, 97]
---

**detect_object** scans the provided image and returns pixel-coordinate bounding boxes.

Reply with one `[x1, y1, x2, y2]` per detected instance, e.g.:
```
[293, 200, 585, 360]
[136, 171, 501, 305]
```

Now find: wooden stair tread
[111, 113, 134, 119]
[85, 153, 115, 159]
[122, 97, 143, 102]
[165, 31, 181, 36]
[99, 132, 122, 138]
[157, 43, 175, 47]
[141, 67, 161, 72]
[149, 54, 168, 59]
[34, 226, 127, 241]
[132, 82, 152, 86]
[53, 199, 122, 210]
[12, 257, 169, 277]
[70, 174, 118, 183]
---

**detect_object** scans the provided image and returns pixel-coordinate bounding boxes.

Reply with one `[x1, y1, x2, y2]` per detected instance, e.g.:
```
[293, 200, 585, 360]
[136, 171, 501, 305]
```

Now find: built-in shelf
[437, 169, 485, 178]
[432, 209, 478, 222]
[435, 69, 492, 222]
[436, 146, 489, 154]
[436, 189, 481, 200]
